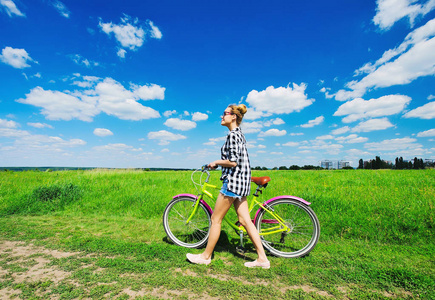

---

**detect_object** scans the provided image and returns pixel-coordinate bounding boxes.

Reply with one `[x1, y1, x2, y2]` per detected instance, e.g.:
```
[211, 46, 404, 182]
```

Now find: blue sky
[0, 0, 434, 169]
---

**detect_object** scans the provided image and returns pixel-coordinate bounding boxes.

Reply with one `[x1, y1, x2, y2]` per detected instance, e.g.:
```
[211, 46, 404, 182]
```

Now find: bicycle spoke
[163, 197, 211, 248]
[255, 198, 320, 258]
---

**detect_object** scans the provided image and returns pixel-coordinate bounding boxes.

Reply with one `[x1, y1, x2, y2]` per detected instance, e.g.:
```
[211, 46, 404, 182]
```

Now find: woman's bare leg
[233, 197, 268, 263]
[200, 193, 235, 260]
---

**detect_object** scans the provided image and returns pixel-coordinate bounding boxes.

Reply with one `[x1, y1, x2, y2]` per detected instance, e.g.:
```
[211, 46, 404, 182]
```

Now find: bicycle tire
[163, 196, 211, 248]
[255, 198, 320, 258]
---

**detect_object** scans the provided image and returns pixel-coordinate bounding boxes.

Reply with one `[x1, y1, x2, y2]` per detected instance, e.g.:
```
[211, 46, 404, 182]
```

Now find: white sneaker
[244, 260, 270, 269]
[186, 253, 211, 265]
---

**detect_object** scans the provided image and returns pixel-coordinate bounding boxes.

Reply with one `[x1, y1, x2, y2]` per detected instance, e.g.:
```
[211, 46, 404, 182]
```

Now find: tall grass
[0, 169, 434, 299]
[0, 169, 433, 245]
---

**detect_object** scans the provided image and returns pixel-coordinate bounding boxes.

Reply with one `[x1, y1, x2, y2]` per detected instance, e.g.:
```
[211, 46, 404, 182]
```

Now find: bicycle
[163, 166, 320, 258]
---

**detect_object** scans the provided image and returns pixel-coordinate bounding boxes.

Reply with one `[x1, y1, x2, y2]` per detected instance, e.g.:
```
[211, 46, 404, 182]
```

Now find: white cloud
[95, 78, 161, 120]
[282, 141, 300, 147]
[331, 126, 351, 135]
[132, 83, 165, 100]
[241, 121, 263, 134]
[244, 109, 266, 120]
[241, 118, 285, 134]
[357, 18, 435, 76]
[346, 148, 373, 157]
[316, 135, 334, 140]
[0, 118, 19, 128]
[365, 137, 422, 151]
[164, 118, 197, 131]
[100, 16, 145, 50]
[245, 83, 314, 119]
[355, 36, 435, 89]
[19, 136, 86, 148]
[99, 15, 162, 57]
[270, 152, 284, 155]
[203, 136, 226, 146]
[0, 0, 25, 17]
[72, 75, 101, 88]
[258, 129, 287, 137]
[299, 140, 344, 155]
[148, 20, 162, 39]
[0, 47, 35, 69]
[192, 112, 208, 121]
[71, 54, 99, 68]
[163, 110, 176, 117]
[72, 81, 94, 88]
[17, 87, 98, 122]
[263, 118, 285, 126]
[117, 48, 127, 58]
[17, 77, 164, 121]
[300, 116, 324, 128]
[93, 128, 113, 137]
[403, 101, 435, 119]
[417, 128, 435, 137]
[0, 128, 29, 138]
[352, 118, 395, 132]
[335, 134, 368, 143]
[27, 122, 53, 129]
[373, 0, 435, 31]
[148, 130, 186, 145]
[334, 95, 411, 123]
[320, 87, 334, 99]
[51, 0, 70, 18]
[0, 128, 86, 155]
[336, 18, 435, 101]
[92, 143, 141, 152]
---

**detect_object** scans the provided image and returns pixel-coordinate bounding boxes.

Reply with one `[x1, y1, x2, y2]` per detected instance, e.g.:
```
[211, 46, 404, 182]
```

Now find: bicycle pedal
[236, 246, 246, 254]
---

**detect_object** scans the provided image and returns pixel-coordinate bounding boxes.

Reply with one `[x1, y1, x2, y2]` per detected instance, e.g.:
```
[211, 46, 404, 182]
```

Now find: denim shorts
[220, 179, 242, 200]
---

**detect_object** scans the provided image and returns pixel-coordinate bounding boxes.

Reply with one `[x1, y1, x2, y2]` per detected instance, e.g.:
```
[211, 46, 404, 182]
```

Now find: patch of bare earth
[0, 240, 79, 299]
[175, 266, 334, 298]
[0, 240, 415, 299]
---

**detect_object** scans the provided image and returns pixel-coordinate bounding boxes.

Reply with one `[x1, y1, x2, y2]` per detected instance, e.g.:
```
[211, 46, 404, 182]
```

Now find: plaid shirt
[220, 127, 251, 197]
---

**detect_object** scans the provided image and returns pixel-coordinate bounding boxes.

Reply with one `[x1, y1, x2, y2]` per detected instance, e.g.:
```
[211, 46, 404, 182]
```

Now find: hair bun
[237, 104, 248, 115]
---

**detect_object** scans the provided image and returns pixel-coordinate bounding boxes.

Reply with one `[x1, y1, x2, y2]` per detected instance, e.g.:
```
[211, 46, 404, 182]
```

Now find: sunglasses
[222, 111, 233, 117]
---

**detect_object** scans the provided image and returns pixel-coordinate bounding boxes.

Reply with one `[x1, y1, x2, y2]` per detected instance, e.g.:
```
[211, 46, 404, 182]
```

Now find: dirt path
[0, 240, 243, 299]
[0, 240, 163, 299]
[0, 240, 412, 299]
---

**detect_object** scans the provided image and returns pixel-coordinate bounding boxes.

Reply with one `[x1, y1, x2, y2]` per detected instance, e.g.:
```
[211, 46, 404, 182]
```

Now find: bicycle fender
[254, 196, 311, 223]
[172, 194, 213, 215]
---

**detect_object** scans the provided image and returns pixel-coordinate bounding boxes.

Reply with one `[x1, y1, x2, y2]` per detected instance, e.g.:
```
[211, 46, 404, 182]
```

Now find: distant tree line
[358, 156, 431, 170]
[251, 156, 433, 171]
[394, 157, 426, 169]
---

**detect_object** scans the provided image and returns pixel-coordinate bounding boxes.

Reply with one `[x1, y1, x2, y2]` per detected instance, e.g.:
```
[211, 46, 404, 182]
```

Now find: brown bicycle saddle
[251, 176, 271, 186]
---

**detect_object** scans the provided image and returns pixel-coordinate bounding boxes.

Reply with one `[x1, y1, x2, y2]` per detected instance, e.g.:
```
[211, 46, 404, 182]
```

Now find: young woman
[186, 104, 270, 269]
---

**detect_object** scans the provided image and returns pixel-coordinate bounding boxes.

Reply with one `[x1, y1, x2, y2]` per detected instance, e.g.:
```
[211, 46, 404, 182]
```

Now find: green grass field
[0, 169, 434, 299]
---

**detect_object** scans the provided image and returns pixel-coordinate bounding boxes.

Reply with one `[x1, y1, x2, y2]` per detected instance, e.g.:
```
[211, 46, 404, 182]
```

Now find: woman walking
[186, 104, 270, 269]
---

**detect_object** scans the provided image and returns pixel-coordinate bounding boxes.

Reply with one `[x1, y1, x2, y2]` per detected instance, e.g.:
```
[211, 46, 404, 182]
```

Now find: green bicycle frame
[186, 179, 291, 236]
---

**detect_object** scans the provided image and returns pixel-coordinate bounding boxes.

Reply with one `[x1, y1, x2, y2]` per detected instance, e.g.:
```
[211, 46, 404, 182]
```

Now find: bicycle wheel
[255, 198, 320, 258]
[163, 196, 211, 248]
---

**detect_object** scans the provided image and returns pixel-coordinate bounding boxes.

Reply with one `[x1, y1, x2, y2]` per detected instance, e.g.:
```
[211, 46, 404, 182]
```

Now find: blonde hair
[229, 104, 248, 126]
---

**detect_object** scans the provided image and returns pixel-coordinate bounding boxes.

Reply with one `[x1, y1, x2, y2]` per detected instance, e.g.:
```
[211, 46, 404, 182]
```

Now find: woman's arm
[208, 160, 237, 169]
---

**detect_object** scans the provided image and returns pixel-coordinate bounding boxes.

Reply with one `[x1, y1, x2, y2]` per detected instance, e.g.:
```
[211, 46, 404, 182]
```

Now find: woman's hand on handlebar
[207, 162, 218, 170]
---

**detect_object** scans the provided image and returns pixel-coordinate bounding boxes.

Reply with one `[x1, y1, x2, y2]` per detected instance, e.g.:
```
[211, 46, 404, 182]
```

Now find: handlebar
[191, 165, 212, 190]
[201, 165, 211, 182]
